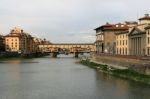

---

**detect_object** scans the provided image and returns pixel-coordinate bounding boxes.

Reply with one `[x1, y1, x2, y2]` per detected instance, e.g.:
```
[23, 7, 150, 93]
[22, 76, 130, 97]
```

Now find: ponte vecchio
[39, 43, 96, 57]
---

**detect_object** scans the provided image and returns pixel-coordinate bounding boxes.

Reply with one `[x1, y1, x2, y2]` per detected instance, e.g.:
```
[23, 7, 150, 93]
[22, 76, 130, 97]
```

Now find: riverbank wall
[0, 52, 49, 58]
[80, 54, 150, 85]
[91, 54, 150, 75]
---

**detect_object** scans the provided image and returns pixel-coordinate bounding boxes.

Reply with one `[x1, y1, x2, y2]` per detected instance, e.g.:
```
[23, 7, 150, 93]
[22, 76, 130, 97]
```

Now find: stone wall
[92, 54, 150, 75]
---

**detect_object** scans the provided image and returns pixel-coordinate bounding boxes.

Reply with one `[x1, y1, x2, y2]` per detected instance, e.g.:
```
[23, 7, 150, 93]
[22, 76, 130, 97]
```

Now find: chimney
[145, 14, 149, 17]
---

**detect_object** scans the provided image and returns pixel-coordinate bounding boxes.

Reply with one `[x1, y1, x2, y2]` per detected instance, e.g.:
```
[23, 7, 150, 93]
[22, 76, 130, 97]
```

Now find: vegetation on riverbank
[80, 59, 150, 85]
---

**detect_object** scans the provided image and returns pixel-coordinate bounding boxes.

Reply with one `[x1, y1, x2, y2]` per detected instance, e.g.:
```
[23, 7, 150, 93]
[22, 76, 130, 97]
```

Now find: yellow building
[115, 21, 138, 55]
[144, 26, 150, 56]
[5, 27, 33, 54]
[116, 30, 129, 55]
[95, 14, 150, 56]
[115, 14, 150, 56]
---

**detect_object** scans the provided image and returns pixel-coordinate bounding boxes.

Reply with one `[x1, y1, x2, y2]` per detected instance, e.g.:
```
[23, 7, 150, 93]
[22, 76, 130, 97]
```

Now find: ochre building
[95, 23, 128, 54]
[5, 27, 33, 54]
[95, 14, 150, 56]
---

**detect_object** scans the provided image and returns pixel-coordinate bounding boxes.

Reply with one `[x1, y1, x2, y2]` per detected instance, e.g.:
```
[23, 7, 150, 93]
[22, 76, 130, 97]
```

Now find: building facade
[5, 27, 33, 54]
[0, 34, 5, 52]
[115, 30, 129, 55]
[145, 26, 150, 55]
[115, 14, 150, 56]
[95, 14, 150, 56]
[95, 23, 128, 54]
[128, 26, 146, 56]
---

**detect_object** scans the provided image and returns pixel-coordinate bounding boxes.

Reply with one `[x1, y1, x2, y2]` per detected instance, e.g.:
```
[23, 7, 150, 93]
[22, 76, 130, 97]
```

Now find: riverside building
[116, 14, 150, 56]
[115, 21, 138, 55]
[0, 34, 5, 52]
[95, 14, 150, 56]
[5, 27, 33, 54]
[94, 22, 128, 54]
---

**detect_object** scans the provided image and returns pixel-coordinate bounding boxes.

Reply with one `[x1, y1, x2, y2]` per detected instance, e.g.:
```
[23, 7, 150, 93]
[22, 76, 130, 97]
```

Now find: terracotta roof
[94, 23, 113, 30]
[139, 14, 150, 20]
[125, 21, 138, 24]
[95, 23, 129, 31]
[5, 35, 20, 37]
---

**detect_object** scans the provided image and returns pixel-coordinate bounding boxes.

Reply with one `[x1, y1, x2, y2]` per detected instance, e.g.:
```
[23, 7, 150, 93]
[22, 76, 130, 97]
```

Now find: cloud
[0, 0, 150, 43]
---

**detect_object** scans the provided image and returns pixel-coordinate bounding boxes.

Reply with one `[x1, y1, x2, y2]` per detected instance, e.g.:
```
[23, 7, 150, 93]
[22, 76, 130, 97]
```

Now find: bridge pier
[52, 52, 58, 58]
[74, 52, 79, 58]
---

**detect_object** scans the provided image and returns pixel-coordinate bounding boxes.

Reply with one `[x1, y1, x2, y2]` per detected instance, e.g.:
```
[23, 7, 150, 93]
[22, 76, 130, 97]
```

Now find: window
[148, 37, 150, 44]
[126, 40, 127, 45]
[147, 48, 150, 55]
[117, 41, 118, 46]
[121, 25, 124, 27]
[120, 48, 121, 54]
[117, 48, 118, 54]
[123, 40, 124, 45]
[126, 48, 127, 55]
[123, 48, 124, 55]
[120, 40, 121, 45]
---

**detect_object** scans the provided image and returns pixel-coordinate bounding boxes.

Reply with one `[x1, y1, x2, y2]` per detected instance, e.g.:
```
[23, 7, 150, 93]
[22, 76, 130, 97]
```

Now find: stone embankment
[0, 52, 49, 58]
[91, 54, 150, 75]
[80, 54, 150, 85]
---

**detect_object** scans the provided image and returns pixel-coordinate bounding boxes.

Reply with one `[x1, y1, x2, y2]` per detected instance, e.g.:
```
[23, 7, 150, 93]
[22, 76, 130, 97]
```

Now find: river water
[0, 55, 150, 99]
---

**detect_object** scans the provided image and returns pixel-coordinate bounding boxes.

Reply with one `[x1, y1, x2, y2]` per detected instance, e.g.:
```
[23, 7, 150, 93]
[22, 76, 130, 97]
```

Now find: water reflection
[95, 71, 150, 99]
[0, 60, 39, 64]
[0, 57, 149, 99]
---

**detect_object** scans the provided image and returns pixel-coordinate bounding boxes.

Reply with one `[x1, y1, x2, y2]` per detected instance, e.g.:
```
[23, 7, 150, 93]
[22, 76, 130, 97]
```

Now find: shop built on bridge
[39, 43, 96, 57]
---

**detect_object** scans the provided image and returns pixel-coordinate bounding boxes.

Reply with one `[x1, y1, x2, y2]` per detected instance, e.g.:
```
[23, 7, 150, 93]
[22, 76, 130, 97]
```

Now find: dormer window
[121, 25, 124, 27]
[116, 25, 119, 27]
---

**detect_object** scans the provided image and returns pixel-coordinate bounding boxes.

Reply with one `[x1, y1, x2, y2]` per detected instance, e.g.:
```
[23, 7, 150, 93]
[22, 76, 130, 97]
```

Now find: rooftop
[10, 27, 23, 34]
[95, 22, 129, 31]
[139, 14, 150, 20]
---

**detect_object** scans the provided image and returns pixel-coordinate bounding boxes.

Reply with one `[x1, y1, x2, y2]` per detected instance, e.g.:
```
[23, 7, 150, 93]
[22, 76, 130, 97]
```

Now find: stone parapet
[92, 54, 150, 75]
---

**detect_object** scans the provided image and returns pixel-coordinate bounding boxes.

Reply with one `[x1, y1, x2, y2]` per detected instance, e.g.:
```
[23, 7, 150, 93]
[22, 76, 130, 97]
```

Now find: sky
[0, 0, 150, 43]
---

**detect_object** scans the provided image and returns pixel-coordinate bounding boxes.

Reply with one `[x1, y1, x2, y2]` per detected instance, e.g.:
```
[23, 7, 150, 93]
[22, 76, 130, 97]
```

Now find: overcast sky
[0, 0, 150, 43]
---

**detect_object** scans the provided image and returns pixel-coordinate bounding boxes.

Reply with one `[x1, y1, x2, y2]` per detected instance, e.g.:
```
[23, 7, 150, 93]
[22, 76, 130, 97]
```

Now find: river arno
[0, 55, 150, 99]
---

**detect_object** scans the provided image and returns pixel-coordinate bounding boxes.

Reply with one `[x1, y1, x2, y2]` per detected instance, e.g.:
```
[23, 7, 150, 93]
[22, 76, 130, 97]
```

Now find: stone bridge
[39, 43, 96, 57]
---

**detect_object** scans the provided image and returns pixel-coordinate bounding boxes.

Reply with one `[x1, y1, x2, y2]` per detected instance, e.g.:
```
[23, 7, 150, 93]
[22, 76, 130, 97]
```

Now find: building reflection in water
[95, 70, 150, 99]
